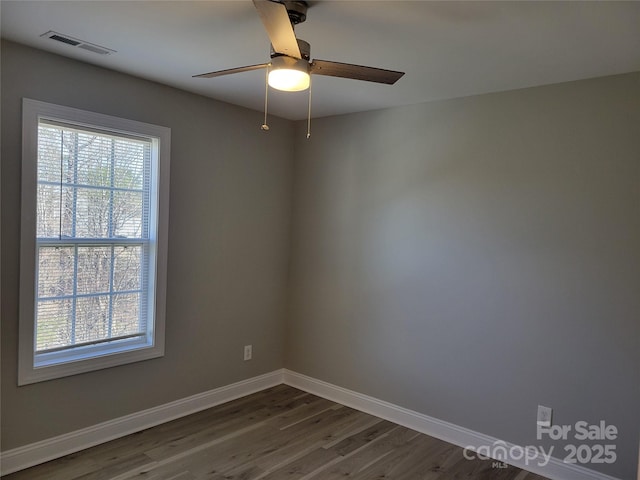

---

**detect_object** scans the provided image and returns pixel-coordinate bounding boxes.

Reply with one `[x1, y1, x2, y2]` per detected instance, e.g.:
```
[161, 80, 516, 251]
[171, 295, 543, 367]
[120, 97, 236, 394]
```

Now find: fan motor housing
[282, 1, 308, 25]
[271, 38, 310, 60]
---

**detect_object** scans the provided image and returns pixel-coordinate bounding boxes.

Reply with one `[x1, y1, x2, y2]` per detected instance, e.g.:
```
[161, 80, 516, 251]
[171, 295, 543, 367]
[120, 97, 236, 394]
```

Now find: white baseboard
[0, 369, 284, 476]
[1, 368, 623, 480]
[282, 369, 621, 480]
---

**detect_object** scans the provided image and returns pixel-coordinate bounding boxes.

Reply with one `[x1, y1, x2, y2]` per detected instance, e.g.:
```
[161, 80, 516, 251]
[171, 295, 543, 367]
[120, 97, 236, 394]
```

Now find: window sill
[19, 340, 164, 386]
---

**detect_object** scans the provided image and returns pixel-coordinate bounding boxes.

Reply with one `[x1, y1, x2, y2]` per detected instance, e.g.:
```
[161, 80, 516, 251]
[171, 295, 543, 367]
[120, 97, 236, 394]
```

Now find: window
[19, 99, 170, 385]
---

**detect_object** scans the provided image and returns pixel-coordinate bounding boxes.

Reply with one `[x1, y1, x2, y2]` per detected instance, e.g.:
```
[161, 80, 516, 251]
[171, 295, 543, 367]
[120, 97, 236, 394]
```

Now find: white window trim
[19, 98, 171, 385]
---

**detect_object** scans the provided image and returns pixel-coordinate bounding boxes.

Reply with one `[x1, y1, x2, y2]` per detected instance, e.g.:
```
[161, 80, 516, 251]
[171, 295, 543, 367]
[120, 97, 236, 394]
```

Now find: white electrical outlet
[243, 345, 252, 361]
[537, 405, 552, 427]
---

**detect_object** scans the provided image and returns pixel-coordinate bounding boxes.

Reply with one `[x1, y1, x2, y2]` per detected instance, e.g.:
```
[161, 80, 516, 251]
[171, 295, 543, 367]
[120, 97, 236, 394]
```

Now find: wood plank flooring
[2, 385, 549, 480]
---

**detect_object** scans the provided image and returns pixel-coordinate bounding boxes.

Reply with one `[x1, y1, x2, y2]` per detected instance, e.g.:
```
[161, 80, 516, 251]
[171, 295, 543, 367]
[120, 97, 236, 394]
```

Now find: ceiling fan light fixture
[268, 56, 310, 92]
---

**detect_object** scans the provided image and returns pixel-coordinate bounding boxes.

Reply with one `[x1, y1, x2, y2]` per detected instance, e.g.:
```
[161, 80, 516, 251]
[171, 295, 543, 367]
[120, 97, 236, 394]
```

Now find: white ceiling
[2, 1, 639, 120]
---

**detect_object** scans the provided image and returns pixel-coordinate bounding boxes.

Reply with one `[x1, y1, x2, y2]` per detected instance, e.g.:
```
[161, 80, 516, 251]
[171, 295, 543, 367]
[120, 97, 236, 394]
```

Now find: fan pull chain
[306, 76, 312, 139]
[261, 66, 270, 131]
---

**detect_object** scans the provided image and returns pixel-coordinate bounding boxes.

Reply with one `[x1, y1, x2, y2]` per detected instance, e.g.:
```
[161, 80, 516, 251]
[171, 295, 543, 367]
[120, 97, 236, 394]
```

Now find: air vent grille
[41, 31, 116, 55]
[49, 34, 81, 46]
[77, 44, 112, 55]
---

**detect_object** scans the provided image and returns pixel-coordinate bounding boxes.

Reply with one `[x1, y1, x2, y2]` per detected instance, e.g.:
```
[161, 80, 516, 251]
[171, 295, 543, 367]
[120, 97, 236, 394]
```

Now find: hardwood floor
[3, 385, 549, 480]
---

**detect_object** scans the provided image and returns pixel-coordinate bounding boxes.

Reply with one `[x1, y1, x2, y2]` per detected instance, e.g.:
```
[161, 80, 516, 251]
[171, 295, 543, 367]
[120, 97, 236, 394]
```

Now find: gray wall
[288, 73, 640, 479]
[1, 41, 294, 449]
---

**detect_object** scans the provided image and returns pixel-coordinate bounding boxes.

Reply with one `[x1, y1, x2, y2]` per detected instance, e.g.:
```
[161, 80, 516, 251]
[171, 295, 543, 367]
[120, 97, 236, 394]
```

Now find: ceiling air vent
[41, 31, 116, 55]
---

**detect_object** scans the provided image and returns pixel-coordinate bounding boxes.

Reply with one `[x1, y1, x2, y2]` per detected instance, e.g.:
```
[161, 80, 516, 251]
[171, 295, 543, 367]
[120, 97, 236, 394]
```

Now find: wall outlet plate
[243, 345, 252, 361]
[537, 405, 552, 427]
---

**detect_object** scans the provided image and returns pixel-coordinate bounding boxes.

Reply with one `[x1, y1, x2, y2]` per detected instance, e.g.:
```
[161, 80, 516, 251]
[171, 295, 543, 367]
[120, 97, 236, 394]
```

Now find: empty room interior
[1, 1, 639, 479]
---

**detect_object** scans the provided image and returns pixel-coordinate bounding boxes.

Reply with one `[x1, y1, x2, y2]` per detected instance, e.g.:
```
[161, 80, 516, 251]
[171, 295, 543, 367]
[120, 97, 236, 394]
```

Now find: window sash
[36, 122, 152, 242]
[34, 240, 150, 355]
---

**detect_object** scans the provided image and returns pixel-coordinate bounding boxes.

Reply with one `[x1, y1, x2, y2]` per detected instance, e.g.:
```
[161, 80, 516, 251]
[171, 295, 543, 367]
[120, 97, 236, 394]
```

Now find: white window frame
[18, 98, 170, 385]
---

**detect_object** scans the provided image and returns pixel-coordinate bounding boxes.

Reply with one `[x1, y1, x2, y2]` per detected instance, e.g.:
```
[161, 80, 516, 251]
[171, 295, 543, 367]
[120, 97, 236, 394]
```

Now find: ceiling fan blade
[193, 63, 269, 78]
[253, 0, 301, 59]
[310, 60, 405, 85]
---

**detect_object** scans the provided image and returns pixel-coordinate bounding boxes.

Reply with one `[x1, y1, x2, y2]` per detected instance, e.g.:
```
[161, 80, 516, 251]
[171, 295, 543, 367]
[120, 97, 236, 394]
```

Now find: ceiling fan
[193, 0, 405, 92]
